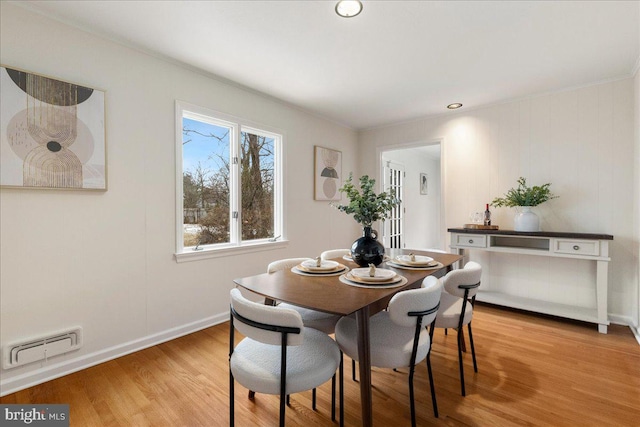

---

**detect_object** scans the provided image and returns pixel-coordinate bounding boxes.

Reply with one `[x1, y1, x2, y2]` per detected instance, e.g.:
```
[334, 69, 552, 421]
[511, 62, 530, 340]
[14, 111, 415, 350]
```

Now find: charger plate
[292, 264, 348, 277]
[339, 274, 407, 289]
[300, 259, 341, 271]
[386, 261, 443, 271]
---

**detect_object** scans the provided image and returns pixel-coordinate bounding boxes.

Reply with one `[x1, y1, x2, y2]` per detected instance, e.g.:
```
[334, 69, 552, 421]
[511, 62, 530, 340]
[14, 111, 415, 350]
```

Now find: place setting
[386, 253, 444, 270]
[339, 264, 407, 289]
[292, 257, 349, 276]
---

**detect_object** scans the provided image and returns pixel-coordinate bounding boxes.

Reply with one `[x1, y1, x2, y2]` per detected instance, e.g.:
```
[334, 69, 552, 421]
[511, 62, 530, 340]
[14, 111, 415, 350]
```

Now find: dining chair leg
[457, 329, 466, 396]
[312, 388, 317, 410]
[230, 371, 235, 426]
[280, 392, 286, 427]
[352, 359, 357, 382]
[331, 374, 336, 421]
[339, 352, 344, 427]
[286, 395, 290, 406]
[248, 390, 255, 399]
[468, 323, 478, 372]
[426, 355, 439, 418]
[408, 363, 417, 427]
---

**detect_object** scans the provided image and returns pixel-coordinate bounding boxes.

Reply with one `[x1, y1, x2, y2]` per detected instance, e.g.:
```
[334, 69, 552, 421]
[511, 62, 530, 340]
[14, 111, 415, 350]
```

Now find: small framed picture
[314, 146, 342, 201]
[420, 173, 428, 195]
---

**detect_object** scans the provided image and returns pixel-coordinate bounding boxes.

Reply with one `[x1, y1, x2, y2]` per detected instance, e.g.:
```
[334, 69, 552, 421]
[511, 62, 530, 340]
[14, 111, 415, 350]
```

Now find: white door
[383, 162, 404, 249]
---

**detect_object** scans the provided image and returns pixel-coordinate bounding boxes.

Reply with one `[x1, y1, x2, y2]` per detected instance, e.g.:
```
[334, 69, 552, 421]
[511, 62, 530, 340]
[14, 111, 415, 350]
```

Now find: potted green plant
[491, 177, 557, 231]
[333, 173, 400, 266]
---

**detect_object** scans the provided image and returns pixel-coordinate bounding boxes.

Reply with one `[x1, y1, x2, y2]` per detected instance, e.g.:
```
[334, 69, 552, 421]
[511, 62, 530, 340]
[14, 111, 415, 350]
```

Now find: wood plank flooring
[2, 304, 639, 426]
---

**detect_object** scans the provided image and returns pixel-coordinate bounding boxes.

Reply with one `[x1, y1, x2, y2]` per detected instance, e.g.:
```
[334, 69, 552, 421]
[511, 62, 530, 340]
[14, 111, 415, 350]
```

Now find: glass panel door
[383, 162, 404, 249]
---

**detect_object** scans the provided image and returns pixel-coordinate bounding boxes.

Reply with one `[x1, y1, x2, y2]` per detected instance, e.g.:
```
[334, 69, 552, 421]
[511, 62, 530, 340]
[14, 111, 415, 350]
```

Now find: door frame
[376, 138, 446, 251]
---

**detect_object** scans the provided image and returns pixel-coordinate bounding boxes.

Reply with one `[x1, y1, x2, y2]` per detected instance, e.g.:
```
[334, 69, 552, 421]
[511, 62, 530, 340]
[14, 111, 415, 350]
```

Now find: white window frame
[174, 101, 286, 263]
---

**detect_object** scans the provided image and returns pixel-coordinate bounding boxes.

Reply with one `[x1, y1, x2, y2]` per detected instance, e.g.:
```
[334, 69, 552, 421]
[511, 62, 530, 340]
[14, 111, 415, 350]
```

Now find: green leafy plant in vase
[490, 177, 558, 232]
[333, 173, 400, 266]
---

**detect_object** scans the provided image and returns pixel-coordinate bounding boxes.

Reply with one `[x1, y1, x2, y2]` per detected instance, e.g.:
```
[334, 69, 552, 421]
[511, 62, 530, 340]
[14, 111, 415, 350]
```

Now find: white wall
[382, 148, 442, 250]
[359, 79, 638, 325]
[0, 3, 360, 394]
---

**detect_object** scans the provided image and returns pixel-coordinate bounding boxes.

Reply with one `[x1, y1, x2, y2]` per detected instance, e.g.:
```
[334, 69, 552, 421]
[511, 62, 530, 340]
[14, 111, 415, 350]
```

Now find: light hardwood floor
[2, 304, 639, 426]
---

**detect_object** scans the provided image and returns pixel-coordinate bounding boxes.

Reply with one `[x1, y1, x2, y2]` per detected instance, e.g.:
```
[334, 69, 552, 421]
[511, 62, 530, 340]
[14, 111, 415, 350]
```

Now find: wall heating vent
[2, 327, 83, 369]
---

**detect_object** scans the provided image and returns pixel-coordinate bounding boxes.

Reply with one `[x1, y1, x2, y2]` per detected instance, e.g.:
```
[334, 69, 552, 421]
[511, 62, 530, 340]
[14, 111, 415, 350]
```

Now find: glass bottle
[483, 204, 492, 226]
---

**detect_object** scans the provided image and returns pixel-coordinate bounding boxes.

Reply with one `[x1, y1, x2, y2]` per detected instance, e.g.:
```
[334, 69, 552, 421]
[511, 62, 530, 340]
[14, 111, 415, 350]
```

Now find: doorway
[380, 142, 443, 251]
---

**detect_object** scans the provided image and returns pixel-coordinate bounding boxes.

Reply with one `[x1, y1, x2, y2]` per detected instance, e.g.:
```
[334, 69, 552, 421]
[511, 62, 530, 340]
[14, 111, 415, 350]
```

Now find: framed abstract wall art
[314, 146, 341, 201]
[1, 66, 106, 190]
[420, 173, 428, 195]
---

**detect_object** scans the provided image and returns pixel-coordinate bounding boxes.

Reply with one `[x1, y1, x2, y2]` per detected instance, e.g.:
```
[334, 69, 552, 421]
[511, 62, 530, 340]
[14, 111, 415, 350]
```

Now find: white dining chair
[267, 258, 342, 335]
[229, 289, 341, 427]
[434, 261, 482, 396]
[320, 249, 351, 260]
[266, 257, 343, 418]
[335, 276, 443, 426]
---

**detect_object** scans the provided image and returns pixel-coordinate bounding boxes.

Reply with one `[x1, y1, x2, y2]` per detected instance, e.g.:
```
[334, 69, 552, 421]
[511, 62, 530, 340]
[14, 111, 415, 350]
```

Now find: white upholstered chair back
[442, 261, 482, 298]
[230, 288, 304, 346]
[320, 249, 350, 260]
[267, 257, 311, 273]
[388, 276, 442, 327]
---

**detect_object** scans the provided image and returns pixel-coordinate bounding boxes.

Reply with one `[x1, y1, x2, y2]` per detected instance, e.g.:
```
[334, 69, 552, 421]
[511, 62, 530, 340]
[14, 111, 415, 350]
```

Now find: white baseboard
[631, 325, 640, 346]
[0, 313, 228, 397]
[608, 314, 640, 346]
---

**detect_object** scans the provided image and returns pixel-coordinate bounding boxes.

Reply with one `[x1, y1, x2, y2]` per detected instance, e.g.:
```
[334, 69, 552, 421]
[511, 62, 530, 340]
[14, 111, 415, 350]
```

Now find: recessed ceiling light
[335, 0, 363, 18]
[447, 103, 463, 110]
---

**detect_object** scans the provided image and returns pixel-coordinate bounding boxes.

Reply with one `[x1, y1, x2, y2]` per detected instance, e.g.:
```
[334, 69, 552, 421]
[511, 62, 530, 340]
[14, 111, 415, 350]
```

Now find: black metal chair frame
[229, 306, 338, 427]
[454, 281, 480, 397]
[339, 302, 440, 427]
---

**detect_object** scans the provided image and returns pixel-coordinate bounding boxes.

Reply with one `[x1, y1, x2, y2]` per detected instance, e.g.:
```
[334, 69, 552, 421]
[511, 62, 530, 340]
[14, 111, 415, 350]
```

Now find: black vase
[351, 226, 385, 267]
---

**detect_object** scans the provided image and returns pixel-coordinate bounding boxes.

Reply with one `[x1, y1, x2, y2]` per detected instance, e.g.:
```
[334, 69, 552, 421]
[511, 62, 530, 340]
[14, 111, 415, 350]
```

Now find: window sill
[174, 239, 289, 263]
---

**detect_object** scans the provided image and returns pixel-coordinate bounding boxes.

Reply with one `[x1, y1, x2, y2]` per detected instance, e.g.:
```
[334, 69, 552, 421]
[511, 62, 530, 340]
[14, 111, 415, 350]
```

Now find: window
[175, 101, 283, 260]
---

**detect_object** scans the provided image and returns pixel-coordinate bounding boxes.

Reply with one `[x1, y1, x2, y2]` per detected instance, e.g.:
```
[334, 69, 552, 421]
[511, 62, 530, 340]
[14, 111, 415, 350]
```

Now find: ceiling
[18, 1, 640, 130]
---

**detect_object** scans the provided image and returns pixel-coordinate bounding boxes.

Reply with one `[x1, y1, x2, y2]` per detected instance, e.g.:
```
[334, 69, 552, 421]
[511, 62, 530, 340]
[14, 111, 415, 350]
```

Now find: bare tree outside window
[182, 116, 276, 248]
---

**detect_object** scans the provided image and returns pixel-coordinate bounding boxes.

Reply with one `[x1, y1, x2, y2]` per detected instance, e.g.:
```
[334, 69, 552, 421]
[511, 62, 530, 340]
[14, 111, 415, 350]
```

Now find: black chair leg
[312, 388, 317, 410]
[286, 395, 290, 406]
[426, 355, 439, 418]
[230, 371, 235, 426]
[408, 365, 416, 427]
[352, 358, 357, 382]
[280, 393, 286, 427]
[339, 352, 344, 427]
[331, 374, 336, 421]
[248, 390, 255, 399]
[457, 329, 466, 396]
[468, 323, 478, 372]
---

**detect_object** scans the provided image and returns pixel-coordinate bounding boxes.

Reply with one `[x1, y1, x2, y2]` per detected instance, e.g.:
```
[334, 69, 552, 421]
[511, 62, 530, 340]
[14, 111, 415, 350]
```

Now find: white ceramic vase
[514, 206, 540, 232]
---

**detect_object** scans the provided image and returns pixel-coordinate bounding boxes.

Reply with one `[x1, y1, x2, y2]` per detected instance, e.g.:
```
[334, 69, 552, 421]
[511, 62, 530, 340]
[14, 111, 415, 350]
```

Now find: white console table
[448, 228, 613, 334]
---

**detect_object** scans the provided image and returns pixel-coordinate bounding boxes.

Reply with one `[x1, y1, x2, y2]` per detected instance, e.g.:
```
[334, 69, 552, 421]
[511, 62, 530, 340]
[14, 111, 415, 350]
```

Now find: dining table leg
[356, 306, 372, 427]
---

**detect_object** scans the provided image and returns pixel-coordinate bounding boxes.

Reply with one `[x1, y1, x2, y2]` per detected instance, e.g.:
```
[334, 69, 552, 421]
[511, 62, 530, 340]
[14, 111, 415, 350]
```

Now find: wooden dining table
[233, 249, 463, 427]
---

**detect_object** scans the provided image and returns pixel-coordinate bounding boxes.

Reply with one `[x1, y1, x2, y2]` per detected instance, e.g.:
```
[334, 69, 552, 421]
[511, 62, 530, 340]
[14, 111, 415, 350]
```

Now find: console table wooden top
[447, 228, 613, 240]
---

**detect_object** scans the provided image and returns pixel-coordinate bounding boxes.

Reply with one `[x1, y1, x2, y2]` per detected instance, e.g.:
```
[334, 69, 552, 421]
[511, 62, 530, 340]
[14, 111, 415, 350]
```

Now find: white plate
[394, 255, 434, 266]
[387, 261, 443, 271]
[350, 268, 396, 282]
[301, 259, 340, 271]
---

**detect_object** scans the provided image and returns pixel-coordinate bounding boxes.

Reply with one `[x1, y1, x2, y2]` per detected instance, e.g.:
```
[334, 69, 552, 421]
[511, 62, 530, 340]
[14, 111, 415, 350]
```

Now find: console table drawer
[454, 234, 487, 248]
[554, 239, 600, 256]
